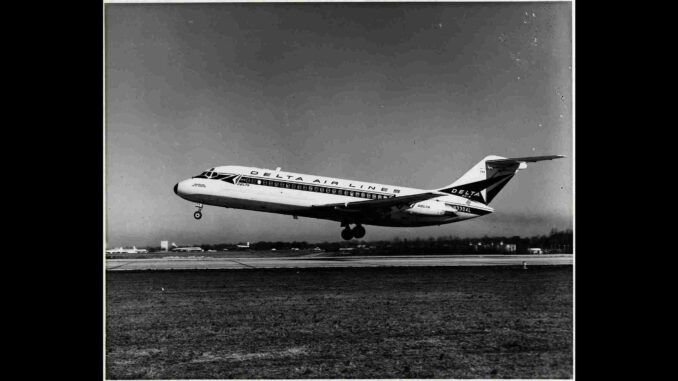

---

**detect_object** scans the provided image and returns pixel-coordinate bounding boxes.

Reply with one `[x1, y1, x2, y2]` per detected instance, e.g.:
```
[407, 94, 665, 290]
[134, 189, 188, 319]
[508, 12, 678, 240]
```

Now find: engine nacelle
[403, 200, 457, 216]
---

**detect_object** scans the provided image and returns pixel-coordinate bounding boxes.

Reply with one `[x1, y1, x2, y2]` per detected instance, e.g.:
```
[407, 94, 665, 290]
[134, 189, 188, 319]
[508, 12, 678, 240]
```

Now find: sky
[105, 1, 573, 248]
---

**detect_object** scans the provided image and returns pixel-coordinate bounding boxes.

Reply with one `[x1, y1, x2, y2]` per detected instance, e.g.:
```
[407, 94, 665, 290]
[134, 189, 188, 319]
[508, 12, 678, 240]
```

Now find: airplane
[170, 242, 204, 252]
[174, 155, 564, 240]
[106, 246, 148, 254]
[235, 242, 251, 249]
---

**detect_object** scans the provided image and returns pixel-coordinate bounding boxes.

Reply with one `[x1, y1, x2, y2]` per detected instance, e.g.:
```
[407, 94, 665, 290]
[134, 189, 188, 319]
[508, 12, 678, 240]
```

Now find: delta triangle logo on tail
[439, 174, 514, 204]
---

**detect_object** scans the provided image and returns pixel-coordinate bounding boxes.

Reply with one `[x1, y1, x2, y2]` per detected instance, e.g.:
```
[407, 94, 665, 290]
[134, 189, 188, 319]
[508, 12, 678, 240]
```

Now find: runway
[106, 254, 572, 271]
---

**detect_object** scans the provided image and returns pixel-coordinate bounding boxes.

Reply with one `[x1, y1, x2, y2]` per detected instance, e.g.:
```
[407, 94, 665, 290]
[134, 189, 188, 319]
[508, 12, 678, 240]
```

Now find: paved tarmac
[106, 254, 572, 271]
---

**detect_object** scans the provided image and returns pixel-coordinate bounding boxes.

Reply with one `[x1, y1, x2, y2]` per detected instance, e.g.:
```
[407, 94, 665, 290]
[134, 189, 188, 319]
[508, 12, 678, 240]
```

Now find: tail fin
[438, 155, 564, 205]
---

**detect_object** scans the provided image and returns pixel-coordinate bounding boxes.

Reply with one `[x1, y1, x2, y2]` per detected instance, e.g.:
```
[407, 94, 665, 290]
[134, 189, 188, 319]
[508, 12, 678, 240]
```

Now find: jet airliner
[106, 246, 148, 254]
[174, 155, 564, 240]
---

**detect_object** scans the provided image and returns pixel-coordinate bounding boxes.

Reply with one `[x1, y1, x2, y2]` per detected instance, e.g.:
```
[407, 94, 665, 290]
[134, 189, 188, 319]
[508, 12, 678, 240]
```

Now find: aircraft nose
[173, 183, 179, 195]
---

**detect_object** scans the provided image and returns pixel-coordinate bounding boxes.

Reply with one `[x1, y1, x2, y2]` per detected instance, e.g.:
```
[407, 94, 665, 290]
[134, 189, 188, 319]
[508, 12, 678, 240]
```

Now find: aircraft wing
[310, 191, 445, 213]
[486, 155, 565, 168]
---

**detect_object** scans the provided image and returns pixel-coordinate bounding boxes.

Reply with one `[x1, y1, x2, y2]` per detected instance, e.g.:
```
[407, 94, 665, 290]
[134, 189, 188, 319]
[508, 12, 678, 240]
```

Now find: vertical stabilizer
[438, 155, 519, 204]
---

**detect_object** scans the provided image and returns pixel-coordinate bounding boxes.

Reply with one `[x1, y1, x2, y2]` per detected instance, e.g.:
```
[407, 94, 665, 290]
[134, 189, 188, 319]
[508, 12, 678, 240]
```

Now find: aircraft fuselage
[174, 165, 492, 228]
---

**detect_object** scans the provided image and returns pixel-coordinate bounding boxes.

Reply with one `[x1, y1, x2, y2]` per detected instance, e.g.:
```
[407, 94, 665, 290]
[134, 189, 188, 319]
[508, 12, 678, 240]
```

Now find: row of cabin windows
[239, 176, 395, 199]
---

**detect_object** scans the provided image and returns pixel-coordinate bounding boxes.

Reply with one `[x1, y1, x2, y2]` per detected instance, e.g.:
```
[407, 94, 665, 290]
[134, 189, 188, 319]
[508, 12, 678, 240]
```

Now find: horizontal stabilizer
[486, 155, 565, 168]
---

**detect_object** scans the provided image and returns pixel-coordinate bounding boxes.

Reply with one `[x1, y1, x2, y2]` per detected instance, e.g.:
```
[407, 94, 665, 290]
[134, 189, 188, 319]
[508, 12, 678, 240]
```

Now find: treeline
[367, 228, 573, 255]
[154, 228, 572, 255]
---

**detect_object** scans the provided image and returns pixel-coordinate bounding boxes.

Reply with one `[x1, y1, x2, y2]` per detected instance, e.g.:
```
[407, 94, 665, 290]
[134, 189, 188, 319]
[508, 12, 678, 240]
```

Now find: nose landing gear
[193, 204, 203, 220]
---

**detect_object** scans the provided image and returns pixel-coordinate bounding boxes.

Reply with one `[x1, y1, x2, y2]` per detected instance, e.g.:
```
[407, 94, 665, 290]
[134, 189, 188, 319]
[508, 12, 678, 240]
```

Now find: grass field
[106, 266, 572, 379]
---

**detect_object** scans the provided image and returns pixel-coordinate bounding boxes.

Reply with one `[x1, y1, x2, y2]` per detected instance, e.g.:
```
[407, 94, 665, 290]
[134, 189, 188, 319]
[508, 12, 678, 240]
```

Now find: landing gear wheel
[341, 227, 353, 240]
[194, 211, 202, 220]
[352, 225, 366, 239]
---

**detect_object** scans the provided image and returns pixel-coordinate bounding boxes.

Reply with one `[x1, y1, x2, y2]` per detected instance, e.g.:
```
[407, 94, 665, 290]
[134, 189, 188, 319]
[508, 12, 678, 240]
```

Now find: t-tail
[437, 155, 565, 205]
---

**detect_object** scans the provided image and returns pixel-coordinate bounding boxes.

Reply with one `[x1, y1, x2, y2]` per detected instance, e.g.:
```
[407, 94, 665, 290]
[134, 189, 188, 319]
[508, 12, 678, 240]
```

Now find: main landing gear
[193, 204, 203, 220]
[341, 223, 366, 240]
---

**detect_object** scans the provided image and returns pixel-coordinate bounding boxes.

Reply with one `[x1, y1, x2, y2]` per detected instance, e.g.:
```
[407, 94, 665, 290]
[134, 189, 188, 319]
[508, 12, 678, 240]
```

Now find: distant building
[161, 241, 169, 252]
[504, 244, 517, 253]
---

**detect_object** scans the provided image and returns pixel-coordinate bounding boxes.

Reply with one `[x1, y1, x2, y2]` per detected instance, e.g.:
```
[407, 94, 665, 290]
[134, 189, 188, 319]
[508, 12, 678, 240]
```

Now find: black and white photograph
[105, 0, 573, 379]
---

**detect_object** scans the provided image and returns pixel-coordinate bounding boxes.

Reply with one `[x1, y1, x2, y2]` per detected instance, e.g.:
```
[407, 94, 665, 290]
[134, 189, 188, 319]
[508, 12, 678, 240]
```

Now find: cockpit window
[192, 171, 210, 179]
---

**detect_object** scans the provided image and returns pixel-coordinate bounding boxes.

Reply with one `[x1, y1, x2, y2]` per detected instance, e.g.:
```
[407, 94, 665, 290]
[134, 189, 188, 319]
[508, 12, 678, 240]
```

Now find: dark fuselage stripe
[243, 175, 395, 194]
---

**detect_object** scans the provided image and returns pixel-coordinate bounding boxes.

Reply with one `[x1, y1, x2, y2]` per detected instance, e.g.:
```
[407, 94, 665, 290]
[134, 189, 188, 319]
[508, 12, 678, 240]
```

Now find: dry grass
[106, 266, 572, 379]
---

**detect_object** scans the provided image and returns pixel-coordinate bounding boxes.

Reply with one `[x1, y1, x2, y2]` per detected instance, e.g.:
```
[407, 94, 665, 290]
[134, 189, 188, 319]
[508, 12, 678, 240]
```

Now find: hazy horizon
[105, 2, 573, 248]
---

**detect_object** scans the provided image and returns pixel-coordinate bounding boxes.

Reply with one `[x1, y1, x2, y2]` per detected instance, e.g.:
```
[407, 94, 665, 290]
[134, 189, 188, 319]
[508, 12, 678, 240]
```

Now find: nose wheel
[193, 204, 203, 220]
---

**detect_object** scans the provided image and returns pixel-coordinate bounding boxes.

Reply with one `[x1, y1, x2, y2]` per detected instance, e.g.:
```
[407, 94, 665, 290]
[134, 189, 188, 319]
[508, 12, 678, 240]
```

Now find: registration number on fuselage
[452, 205, 472, 213]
